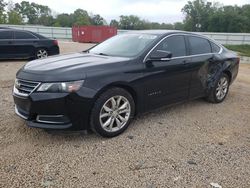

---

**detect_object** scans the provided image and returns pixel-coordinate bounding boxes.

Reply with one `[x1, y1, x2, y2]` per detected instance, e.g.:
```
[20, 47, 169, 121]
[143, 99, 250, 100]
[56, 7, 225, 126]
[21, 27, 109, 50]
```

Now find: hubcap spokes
[216, 77, 228, 100]
[100, 96, 131, 132]
[37, 50, 48, 59]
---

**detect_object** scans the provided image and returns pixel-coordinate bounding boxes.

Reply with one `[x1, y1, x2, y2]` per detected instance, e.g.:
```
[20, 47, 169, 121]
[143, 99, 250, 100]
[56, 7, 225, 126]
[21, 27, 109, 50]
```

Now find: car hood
[17, 53, 130, 82]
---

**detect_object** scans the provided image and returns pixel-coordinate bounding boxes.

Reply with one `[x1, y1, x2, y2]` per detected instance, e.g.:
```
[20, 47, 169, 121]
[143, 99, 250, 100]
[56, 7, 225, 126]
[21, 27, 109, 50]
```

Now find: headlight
[37, 80, 84, 93]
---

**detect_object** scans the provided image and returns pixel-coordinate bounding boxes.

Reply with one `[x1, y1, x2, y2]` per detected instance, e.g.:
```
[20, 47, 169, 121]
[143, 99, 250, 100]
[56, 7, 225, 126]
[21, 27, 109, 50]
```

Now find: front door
[143, 35, 192, 110]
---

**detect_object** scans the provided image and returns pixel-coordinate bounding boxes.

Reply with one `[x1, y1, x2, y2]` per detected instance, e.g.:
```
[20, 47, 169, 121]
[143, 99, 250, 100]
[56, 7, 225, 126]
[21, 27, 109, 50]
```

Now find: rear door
[0, 30, 14, 59]
[187, 35, 216, 99]
[13, 31, 38, 58]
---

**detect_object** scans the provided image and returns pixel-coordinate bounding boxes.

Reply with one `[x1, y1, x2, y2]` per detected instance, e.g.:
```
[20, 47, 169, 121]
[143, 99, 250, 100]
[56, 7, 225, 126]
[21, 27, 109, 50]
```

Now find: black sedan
[0, 29, 59, 59]
[13, 30, 239, 137]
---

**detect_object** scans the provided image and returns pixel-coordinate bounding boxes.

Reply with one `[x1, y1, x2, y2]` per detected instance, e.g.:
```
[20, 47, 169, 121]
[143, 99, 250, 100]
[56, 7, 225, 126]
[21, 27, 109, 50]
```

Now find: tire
[36, 48, 48, 59]
[206, 73, 230, 103]
[90, 87, 135, 137]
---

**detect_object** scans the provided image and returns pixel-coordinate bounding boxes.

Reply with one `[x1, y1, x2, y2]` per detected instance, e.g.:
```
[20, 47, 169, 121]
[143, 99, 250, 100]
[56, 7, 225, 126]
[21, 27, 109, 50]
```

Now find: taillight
[237, 57, 240, 64]
[53, 40, 58, 46]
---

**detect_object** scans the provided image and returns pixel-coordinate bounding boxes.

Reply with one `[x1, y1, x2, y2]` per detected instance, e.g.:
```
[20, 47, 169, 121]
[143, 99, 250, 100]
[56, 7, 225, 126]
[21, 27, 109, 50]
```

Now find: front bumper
[13, 87, 96, 130]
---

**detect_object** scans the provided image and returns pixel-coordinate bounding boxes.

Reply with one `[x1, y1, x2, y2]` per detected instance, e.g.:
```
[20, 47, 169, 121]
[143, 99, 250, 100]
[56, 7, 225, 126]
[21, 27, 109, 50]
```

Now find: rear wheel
[90, 88, 135, 137]
[206, 73, 230, 103]
[36, 48, 48, 59]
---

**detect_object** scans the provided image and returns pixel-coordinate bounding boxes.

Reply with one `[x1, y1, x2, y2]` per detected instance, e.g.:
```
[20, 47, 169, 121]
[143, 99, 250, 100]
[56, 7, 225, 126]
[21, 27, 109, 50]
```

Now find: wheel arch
[35, 47, 49, 54]
[223, 70, 232, 84]
[93, 82, 138, 115]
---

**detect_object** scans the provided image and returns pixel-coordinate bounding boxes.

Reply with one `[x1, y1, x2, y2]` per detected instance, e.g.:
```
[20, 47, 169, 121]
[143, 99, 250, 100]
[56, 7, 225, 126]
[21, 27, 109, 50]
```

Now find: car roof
[0, 27, 12, 30]
[125, 30, 202, 37]
[0, 28, 47, 39]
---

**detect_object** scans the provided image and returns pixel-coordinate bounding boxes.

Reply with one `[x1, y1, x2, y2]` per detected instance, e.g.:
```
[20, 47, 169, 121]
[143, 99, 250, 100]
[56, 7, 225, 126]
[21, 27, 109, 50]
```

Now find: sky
[14, 0, 250, 23]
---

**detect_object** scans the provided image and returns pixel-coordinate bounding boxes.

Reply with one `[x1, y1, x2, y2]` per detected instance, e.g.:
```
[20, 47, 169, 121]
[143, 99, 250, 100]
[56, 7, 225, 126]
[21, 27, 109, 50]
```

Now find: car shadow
[0, 59, 28, 63]
[38, 98, 208, 140]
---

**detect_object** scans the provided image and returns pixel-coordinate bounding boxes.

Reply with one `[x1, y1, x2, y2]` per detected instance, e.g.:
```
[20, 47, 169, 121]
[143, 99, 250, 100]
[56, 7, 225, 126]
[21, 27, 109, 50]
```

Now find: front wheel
[206, 73, 230, 103]
[90, 88, 135, 137]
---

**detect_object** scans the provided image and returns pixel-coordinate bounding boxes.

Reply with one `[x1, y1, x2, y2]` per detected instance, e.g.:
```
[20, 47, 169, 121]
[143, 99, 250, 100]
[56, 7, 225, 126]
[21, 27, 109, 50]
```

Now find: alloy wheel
[99, 95, 131, 132]
[216, 76, 229, 100]
[37, 49, 48, 59]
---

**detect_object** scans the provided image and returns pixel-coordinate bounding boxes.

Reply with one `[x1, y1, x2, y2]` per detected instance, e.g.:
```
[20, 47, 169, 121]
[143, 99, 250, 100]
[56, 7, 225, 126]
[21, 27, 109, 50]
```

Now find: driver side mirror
[149, 50, 172, 60]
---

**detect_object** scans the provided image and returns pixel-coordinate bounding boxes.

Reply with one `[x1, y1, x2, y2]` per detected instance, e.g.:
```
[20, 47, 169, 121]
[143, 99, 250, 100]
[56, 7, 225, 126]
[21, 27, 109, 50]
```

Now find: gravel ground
[0, 42, 249, 188]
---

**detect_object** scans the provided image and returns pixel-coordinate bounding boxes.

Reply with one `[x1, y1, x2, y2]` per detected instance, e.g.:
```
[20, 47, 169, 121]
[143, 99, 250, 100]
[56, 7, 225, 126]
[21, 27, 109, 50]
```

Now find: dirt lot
[0, 42, 249, 188]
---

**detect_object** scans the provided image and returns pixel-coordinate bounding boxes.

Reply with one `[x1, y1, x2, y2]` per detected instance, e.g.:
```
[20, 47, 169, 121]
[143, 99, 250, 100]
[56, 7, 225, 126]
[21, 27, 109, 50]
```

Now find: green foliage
[0, 0, 250, 33]
[53, 13, 73, 27]
[90, 14, 105, 25]
[182, 0, 250, 33]
[8, 10, 22, 24]
[109, 16, 183, 30]
[53, 9, 96, 27]
[0, 0, 7, 23]
[182, 0, 215, 31]
[14, 1, 52, 25]
[72, 9, 90, 26]
[225, 45, 250, 57]
[110, 19, 119, 28]
[7, 0, 22, 24]
[119, 15, 145, 30]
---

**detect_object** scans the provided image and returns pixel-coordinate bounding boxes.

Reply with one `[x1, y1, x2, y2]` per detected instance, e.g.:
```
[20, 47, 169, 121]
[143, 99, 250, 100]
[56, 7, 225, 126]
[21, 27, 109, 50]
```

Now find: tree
[241, 5, 250, 32]
[119, 15, 146, 30]
[7, 0, 22, 24]
[91, 14, 106, 25]
[72, 9, 90, 26]
[54, 13, 73, 27]
[0, 0, 7, 23]
[14, 1, 37, 24]
[110, 19, 119, 28]
[160, 23, 174, 29]
[14, 1, 52, 24]
[182, 0, 215, 31]
[174, 22, 185, 30]
[37, 15, 54, 26]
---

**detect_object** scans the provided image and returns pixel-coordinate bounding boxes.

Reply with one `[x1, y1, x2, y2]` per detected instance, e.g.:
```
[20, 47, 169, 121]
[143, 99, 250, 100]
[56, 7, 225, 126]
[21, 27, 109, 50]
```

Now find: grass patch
[224, 44, 250, 57]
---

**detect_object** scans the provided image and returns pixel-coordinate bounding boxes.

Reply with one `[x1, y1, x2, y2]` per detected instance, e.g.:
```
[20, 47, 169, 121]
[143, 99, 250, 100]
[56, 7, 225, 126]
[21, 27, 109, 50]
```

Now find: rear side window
[188, 36, 211, 55]
[15, 31, 37, 39]
[155, 35, 186, 57]
[210, 42, 221, 53]
[0, 31, 13, 39]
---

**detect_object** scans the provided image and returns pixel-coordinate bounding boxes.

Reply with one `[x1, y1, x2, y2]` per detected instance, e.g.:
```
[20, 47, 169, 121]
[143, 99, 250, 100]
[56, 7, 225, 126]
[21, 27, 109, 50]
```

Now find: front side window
[0, 31, 13, 39]
[89, 33, 158, 57]
[154, 35, 186, 57]
[15, 31, 37, 39]
[188, 36, 212, 55]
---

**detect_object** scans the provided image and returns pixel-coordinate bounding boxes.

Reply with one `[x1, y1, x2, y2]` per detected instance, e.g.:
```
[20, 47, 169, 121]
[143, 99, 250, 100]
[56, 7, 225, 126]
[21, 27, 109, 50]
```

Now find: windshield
[89, 33, 158, 57]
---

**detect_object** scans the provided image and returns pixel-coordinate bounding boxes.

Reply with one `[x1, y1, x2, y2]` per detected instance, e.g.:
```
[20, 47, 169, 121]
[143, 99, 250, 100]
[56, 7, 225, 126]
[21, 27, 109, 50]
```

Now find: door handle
[183, 59, 191, 65]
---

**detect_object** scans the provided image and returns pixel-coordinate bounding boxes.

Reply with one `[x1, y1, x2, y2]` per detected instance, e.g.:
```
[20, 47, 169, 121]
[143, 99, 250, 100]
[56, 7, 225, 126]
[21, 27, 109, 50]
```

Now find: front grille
[14, 79, 40, 97]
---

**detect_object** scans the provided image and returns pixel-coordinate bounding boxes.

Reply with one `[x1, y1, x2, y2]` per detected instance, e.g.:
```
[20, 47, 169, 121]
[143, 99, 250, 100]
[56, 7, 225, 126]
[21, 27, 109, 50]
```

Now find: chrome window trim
[143, 33, 223, 63]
